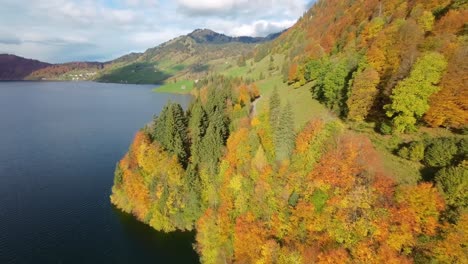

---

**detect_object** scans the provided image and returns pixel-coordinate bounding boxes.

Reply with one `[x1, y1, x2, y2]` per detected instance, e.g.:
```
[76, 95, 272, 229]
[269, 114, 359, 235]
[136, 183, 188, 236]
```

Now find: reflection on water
[112, 206, 199, 263]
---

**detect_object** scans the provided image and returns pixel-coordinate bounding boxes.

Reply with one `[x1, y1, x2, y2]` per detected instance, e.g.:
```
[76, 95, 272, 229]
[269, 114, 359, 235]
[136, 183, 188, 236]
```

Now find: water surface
[0, 81, 198, 263]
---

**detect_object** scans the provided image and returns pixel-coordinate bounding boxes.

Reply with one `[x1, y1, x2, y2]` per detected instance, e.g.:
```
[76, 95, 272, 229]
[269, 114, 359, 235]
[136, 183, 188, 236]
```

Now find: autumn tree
[429, 212, 468, 263]
[384, 52, 447, 133]
[234, 212, 269, 263]
[346, 66, 380, 121]
[424, 47, 468, 129]
[196, 209, 231, 264]
[288, 63, 298, 84]
[110, 131, 196, 232]
[417, 11, 435, 32]
[361, 17, 385, 44]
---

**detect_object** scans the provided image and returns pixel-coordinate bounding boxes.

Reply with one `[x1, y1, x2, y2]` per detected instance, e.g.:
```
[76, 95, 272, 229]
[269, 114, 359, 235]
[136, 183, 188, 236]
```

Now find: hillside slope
[1, 30, 281, 84]
[0, 54, 51, 80]
[26, 62, 104, 81]
[110, 1, 468, 263]
[96, 29, 280, 84]
[267, 0, 467, 130]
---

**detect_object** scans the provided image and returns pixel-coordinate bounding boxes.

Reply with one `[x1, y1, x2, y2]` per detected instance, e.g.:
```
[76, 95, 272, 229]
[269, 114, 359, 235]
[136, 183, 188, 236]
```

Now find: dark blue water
[0, 82, 199, 263]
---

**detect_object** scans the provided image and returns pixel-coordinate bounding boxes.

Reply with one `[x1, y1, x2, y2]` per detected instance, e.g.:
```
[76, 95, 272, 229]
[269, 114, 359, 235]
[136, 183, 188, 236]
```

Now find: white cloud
[229, 20, 296, 37]
[32, 0, 138, 25]
[0, 0, 310, 62]
[177, 0, 306, 18]
[178, 0, 240, 13]
[0, 31, 22, 45]
[129, 29, 187, 47]
[109, 9, 137, 24]
[125, 0, 158, 7]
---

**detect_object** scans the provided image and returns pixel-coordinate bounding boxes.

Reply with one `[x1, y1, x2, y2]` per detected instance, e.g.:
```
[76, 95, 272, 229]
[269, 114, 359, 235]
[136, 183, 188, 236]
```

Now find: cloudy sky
[0, 0, 312, 63]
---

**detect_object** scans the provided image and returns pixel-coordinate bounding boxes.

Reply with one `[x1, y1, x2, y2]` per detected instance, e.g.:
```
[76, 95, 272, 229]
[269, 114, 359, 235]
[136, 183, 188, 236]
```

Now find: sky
[0, 0, 312, 63]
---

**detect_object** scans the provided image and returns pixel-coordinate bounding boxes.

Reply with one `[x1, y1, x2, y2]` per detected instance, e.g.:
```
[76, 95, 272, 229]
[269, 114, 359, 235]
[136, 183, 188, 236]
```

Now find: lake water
[0, 82, 199, 263]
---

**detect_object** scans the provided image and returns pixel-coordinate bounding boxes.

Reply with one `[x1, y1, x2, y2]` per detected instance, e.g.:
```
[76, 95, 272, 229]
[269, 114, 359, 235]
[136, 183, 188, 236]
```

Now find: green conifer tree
[276, 102, 295, 160]
[153, 102, 189, 167]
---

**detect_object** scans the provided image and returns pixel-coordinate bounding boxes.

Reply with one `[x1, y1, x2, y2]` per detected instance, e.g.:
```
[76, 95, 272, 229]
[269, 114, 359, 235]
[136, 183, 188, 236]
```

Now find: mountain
[187, 28, 281, 44]
[263, 30, 286, 41]
[95, 29, 283, 84]
[0, 29, 283, 84]
[0, 54, 51, 80]
[108, 52, 143, 65]
[26, 62, 104, 81]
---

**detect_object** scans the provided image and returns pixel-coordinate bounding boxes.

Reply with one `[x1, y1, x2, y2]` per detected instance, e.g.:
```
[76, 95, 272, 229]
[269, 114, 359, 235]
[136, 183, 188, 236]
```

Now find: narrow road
[250, 96, 261, 117]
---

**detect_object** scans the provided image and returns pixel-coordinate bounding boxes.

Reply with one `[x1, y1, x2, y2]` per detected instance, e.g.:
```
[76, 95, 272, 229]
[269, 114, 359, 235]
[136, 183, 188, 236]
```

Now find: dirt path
[250, 96, 261, 117]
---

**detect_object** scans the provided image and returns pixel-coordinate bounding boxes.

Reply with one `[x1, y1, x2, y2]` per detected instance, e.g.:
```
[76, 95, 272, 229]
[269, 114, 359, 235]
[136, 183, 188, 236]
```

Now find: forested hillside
[111, 1, 467, 263]
[0, 54, 51, 80]
[26, 62, 104, 81]
[270, 0, 467, 130]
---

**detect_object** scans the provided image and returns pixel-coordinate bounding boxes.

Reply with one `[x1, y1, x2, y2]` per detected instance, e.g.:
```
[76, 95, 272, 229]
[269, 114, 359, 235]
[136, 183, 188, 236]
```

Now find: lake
[0, 82, 199, 263]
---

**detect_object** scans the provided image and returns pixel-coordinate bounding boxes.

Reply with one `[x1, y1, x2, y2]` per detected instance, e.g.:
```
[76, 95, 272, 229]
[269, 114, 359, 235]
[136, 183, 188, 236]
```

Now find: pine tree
[269, 87, 281, 131]
[268, 55, 275, 71]
[152, 104, 169, 143]
[269, 87, 281, 160]
[153, 102, 189, 167]
[276, 102, 295, 160]
[199, 121, 224, 174]
[188, 99, 208, 166]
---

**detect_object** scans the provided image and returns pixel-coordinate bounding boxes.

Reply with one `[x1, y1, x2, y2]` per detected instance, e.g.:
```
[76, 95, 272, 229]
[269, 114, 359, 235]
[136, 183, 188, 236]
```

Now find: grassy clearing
[154, 80, 194, 94]
[97, 62, 171, 84]
[378, 148, 423, 185]
[347, 121, 426, 185]
[256, 74, 337, 131]
[257, 75, 284, 93]
[220, 53, 333, 131]
[221, 54, 285, 81]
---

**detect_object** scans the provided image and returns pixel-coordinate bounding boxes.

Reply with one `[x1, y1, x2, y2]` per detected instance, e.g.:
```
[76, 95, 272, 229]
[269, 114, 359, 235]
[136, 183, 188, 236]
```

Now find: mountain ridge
[95, 28, 284, 84]
[0, 54, 51, 80]
[0, 29, 284, 82]
[187, 28, 285, 44]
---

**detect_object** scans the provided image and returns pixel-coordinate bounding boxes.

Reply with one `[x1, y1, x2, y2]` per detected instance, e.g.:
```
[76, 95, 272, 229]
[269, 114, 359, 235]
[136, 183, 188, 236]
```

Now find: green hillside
[96, 29, 278, 85]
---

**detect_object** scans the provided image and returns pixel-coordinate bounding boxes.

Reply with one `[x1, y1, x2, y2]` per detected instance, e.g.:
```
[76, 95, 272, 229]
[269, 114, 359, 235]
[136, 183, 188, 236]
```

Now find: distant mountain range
[96, 28, 285, 84]
[187, 28, 284, 44]
[0, 54, 105, 81]
[0, 29, 284, 83]
[0, 54, 51, 80]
